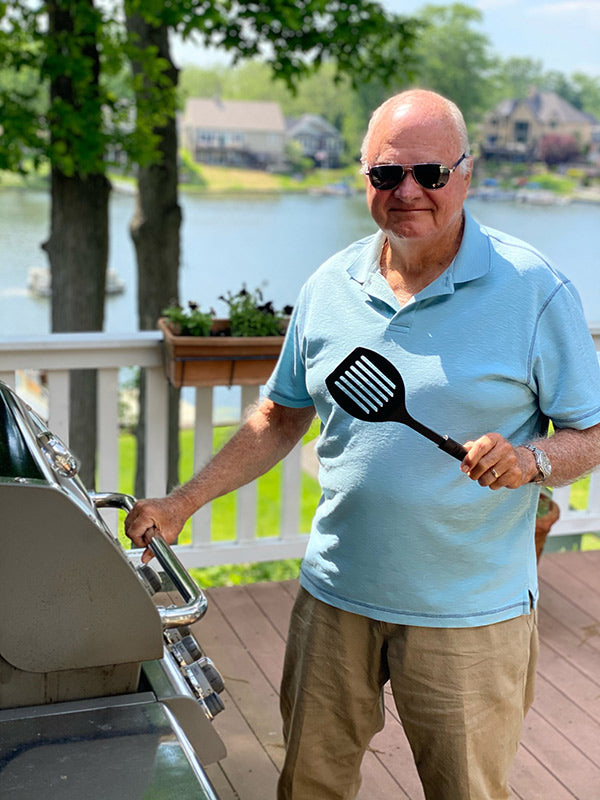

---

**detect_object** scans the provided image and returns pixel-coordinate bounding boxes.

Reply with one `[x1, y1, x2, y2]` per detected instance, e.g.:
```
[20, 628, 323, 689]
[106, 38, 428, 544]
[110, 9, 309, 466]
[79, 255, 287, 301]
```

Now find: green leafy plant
[162, 288, 292, 337]
[218, 286, 292, 337]
[162, 301, 213, 336]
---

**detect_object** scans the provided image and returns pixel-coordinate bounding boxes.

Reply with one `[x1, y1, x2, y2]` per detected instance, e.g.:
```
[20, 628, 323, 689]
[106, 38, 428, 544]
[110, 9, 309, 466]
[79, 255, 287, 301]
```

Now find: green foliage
[0, 0, 420, 178]
[491, 57, 546, 104]
[527, 173, 576, 195]
[150, 0, 421, 91]
[284, 140, 314, 174]
[1, 1, 122, 175]
[410, 4, 495, 123]
[568, 72, 600, 119]
[189, 559, 302, 589]
[3, 1, 596, 185]
[162, 287, 292, 336]
[162, 301, 213, 336]
[178, 147, 207, 185]
[218, 286, 290, 337]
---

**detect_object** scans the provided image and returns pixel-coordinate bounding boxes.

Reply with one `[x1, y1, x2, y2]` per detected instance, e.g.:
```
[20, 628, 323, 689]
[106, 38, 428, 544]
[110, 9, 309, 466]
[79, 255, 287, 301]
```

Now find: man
[126, 90, 600, 799]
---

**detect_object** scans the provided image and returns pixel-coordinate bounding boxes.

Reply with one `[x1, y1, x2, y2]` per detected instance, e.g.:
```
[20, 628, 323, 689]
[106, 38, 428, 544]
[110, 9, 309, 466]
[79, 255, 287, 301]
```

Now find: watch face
[525, 444, 551, 481]
[538, 450, 551, 478]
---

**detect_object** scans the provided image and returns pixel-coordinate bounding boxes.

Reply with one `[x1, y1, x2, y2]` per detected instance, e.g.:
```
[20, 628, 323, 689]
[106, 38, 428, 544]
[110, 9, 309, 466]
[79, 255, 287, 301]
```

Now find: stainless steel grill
[0, 380, 226, 799]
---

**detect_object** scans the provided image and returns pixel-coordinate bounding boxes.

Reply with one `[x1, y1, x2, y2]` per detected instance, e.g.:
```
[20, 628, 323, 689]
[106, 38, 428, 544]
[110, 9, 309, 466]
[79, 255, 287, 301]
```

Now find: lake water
[1, 188, 599, 341]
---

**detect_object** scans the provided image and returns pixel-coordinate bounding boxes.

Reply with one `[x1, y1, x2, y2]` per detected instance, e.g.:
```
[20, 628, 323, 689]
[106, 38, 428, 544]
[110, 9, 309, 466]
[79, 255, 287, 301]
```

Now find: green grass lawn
[117, 422, 599, 586]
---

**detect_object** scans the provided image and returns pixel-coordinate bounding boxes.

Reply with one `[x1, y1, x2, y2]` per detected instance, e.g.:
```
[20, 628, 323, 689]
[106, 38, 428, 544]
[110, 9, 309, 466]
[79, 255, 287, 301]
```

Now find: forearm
[125, 399, 315, 557]
[523, 423, 600, 487]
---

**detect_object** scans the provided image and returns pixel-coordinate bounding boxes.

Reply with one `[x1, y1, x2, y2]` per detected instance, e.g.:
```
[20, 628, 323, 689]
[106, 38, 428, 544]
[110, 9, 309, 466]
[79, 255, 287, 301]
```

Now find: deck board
[190, 551, 600, 799]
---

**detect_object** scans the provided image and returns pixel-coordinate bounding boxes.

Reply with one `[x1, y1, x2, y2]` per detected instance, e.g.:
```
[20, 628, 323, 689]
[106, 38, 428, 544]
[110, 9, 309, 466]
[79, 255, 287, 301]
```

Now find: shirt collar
[346, 209, 492, 302]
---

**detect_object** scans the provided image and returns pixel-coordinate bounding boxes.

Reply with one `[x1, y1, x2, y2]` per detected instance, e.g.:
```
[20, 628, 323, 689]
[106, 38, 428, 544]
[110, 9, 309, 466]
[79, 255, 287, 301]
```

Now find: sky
[171, 0, 600, 78]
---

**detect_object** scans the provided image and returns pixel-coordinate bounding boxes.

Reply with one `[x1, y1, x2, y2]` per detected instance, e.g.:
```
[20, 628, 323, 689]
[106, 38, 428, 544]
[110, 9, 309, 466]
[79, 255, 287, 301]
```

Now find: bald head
[361, 90, 470, 171]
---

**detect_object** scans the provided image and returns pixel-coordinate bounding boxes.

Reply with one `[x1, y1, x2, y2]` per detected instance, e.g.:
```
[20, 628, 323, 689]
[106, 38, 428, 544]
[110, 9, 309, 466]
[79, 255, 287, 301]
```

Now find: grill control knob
[204, 693, 226, 717]
[198, 656, 225, 694]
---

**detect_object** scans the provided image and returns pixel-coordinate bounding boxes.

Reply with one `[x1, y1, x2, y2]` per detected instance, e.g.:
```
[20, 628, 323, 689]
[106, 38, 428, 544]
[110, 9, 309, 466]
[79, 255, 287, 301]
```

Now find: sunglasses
[364, 153, 467, 191]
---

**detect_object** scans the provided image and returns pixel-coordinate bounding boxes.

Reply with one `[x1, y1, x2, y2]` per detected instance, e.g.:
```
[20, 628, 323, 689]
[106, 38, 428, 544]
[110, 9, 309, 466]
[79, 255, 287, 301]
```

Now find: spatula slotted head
[325, 347, 406, 422]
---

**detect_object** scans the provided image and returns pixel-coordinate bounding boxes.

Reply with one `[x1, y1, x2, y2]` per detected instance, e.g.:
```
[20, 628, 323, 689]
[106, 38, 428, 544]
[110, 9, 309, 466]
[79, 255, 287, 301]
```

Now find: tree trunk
[44, 171, 110, 487]
[44, 1, 109, 490]
[126, 13, 182, 496]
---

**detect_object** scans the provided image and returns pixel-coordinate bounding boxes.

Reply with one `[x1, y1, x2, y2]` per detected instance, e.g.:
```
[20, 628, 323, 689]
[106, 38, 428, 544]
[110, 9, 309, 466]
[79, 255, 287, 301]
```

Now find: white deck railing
[1, 328, 599, 568]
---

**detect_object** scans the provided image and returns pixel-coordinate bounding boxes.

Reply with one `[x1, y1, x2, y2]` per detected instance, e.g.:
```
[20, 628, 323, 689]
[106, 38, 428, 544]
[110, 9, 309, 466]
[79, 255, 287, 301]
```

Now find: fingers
[141, 544, 155, 565]
[461, 433, 529, 490]
[124, 496, 187, 563]
[124, 499, 170, 558]
[124, 500, 156, 548]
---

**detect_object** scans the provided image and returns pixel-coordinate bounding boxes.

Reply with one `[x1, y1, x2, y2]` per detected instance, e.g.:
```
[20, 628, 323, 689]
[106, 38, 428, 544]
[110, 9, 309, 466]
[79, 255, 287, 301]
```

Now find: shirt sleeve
[530, 279, 600, 429]
[263, 285, 314, 408]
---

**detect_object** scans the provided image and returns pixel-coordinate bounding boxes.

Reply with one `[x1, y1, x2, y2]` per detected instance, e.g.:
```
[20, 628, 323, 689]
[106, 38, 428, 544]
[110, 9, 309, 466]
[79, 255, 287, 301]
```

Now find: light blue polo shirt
[264, 210, 600, 627]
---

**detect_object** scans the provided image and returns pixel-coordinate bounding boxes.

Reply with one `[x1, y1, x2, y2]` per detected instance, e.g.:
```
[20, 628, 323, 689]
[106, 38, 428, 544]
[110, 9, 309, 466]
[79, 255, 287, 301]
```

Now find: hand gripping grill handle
[91, 492, 207, 629]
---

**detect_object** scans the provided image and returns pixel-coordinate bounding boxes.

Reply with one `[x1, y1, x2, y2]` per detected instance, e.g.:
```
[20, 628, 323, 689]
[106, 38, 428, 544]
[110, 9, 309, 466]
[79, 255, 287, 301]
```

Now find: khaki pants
[278, 587, 538, 800]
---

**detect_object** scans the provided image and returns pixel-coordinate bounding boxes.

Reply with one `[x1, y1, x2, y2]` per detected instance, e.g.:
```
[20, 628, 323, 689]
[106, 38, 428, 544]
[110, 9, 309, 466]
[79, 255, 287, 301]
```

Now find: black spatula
[325, 347, 468, 461]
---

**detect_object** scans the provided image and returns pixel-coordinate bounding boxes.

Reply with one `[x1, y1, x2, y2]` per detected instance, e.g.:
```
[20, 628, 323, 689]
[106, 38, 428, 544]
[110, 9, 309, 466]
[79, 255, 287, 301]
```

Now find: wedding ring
[491, 468, 499, 479]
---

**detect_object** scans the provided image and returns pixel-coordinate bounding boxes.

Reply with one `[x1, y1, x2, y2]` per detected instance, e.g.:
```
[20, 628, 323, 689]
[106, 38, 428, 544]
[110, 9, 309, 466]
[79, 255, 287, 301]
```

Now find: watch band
[522, 444, 551, 484]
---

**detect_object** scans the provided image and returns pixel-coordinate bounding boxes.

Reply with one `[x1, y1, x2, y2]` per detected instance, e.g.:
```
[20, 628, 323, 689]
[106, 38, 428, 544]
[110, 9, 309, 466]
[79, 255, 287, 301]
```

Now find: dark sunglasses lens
[369, 165, 405, 190]
[413, 164, 448, 189]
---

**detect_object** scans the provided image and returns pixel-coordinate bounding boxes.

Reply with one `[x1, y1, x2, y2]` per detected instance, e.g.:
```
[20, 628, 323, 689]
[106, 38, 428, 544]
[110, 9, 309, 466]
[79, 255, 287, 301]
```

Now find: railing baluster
[281, 442, 302, 538]
[47, 370, 70, 443]
[236, 386, 260, 543]
[191, 387, 213, 547]
[587, 468, 600, 514]
[97, 367, 120, 532]
[145, 365, 169, 497]
[553, 486, 571, 515]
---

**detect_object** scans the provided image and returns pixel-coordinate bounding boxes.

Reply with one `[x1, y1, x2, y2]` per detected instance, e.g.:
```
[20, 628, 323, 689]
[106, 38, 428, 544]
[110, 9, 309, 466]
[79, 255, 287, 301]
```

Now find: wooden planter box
[159, 317, 286, 388]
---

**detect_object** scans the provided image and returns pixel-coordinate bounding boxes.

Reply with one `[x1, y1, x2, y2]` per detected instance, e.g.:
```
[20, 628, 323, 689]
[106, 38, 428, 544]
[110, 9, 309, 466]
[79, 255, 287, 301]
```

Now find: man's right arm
[124, 399, 315, 562]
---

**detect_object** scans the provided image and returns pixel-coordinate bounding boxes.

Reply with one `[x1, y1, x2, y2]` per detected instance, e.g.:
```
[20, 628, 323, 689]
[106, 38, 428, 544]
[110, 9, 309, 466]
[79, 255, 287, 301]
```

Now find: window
[514, 120, 529, 144]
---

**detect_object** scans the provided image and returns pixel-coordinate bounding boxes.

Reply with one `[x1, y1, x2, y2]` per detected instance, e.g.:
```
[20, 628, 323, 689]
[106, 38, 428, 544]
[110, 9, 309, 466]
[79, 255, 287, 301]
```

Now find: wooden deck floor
[190, 551, 600, 800]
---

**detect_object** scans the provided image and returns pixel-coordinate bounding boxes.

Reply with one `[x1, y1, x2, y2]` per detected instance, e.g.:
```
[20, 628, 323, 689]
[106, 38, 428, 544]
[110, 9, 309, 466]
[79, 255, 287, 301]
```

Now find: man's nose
[392, 169, 423, 199]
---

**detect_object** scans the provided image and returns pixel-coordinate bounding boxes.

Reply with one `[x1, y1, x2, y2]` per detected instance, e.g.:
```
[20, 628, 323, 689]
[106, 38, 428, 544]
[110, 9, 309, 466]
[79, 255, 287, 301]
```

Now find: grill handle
[90, 491, 207, 629]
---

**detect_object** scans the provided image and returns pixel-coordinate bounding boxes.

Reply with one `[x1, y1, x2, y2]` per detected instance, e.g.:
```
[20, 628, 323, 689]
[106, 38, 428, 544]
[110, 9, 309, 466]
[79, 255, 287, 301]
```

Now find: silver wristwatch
[522, 444, 552, 484]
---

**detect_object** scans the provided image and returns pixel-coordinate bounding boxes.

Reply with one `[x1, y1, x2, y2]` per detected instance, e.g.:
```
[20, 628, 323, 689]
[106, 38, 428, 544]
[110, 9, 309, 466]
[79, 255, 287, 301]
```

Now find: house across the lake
[285, 114, 344, 168]
[180, 98, 345, 170]
[180, 97, 287, 170]
[481, 89, 598, 163]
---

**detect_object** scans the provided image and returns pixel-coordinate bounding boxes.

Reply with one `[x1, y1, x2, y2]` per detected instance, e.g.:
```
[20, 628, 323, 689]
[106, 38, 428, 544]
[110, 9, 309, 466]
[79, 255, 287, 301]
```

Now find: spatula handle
[439, 435, 468, 461]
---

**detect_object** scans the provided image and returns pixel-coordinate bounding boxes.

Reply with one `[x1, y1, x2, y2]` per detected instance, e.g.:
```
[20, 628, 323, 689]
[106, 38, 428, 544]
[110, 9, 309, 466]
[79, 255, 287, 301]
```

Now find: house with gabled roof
[180, 97, 287, 169]
[285, 114, 344, 168]
[481, 89, 597, 162]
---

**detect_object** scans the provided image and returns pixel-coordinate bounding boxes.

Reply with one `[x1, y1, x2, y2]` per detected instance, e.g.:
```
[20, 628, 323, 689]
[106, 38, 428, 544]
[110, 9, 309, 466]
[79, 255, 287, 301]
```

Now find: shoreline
[2, 170, 599, 206]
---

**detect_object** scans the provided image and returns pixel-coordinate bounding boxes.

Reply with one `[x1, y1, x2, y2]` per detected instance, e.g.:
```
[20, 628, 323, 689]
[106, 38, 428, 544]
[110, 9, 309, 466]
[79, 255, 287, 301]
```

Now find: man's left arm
[461, 423, 600, 490]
